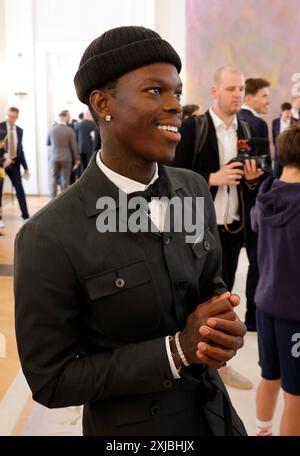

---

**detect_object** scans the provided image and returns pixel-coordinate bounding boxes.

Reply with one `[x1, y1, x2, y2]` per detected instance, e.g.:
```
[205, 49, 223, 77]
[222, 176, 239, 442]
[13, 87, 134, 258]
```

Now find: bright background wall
[185, 0, 300, 123]
[0, 0, 299, 195]
[0, 0, 185, 195]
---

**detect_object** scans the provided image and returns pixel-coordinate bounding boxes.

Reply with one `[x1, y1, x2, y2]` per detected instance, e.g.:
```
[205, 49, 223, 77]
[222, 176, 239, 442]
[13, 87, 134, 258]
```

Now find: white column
[3, 0, 38, 194]
[154, 0, 186, 100]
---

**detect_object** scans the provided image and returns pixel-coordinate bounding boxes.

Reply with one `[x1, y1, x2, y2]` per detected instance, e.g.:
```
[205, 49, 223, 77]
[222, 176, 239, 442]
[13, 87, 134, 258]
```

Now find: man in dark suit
[239, 78, 272, 331]
[173, 66, 265, 388]
[272, 102, 293, 177]
[14, 27, 247, 436]
[74, 110, 97, 175]
[239, 78, 271, 155]
[291, 95, 300, 122]
[0, 107, 30, 220]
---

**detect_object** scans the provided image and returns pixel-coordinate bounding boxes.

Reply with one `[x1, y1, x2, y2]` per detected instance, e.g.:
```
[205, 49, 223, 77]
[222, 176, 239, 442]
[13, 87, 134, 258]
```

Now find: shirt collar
[280, 117, 290, 125]
[209, 107, 238, 131]
[241, 104, 261, 118]
[6, 122, 16, 131]
[96, 150, 159, 194]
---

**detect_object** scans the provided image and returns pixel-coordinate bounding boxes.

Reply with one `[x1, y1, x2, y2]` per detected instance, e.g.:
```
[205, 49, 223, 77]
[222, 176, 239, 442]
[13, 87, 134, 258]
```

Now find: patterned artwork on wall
[185, 0, 300, 126]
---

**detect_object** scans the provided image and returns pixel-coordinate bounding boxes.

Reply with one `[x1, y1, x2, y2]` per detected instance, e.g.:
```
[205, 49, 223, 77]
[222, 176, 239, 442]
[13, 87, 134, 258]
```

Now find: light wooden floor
[0, 194, 50, 434]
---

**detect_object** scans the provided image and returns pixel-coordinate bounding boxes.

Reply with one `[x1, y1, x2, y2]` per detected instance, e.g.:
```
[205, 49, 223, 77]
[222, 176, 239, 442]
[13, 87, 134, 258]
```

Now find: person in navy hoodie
[251, 123, 300, 436]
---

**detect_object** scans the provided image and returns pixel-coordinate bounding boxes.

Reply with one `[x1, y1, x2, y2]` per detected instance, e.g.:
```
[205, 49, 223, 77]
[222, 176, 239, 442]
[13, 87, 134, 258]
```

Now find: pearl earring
[105, 115, 111, 122]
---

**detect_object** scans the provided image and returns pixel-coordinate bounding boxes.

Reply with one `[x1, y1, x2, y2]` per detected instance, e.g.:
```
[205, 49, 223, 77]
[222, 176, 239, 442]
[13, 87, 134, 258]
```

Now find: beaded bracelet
[174, 331, 190, 367]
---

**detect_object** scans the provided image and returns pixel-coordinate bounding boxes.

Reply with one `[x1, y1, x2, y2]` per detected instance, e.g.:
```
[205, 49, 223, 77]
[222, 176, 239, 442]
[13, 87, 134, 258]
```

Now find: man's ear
[210, 85, 217, 99]
[244, 94, 251, 105]
[89, 90, 112, 121]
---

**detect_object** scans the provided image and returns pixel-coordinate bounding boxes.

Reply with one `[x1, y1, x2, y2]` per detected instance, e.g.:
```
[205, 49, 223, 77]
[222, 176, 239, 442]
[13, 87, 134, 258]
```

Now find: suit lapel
[205, 111, 220, 169]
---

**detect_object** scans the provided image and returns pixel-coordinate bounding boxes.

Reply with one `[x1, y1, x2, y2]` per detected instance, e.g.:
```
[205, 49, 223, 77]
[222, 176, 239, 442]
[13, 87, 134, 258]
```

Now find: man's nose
[163, 95, 182, 114]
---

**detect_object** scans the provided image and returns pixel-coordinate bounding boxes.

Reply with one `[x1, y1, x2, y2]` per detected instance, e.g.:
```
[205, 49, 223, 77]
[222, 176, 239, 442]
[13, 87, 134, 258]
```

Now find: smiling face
[250, 87, 271, 115]
[91, 62, 182, 175]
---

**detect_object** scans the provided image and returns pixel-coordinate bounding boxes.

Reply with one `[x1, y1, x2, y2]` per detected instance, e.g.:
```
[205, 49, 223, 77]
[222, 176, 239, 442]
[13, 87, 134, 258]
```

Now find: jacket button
[115, 277, 125, 288]
[163, 379, 173, 389]
[150, 405, 161, 416]
[204, 240, 210, 251]
[164, 236, 171, 245]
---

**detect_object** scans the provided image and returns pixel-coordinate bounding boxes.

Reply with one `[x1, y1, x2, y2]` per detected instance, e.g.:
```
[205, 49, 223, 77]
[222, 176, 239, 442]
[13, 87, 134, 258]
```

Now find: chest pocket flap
[191, 227, 216, 260]
[86, 261, 151, 300]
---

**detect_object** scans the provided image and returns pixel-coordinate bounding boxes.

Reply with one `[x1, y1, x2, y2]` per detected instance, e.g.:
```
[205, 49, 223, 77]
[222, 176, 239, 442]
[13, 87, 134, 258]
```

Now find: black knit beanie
[74, 26, 182, 104]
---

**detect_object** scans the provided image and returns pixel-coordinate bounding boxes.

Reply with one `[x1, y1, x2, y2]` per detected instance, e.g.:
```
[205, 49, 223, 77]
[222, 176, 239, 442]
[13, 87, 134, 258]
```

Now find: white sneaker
[0, 219, 4, 228]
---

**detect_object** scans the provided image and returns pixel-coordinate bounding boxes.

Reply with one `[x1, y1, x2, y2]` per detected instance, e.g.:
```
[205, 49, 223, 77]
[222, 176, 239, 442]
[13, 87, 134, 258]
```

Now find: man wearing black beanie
[15, 26, 247, 436]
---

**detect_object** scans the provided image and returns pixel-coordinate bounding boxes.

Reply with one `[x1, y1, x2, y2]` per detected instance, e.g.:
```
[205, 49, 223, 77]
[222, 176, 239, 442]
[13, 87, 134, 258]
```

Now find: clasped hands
[177, 291, 247, 369]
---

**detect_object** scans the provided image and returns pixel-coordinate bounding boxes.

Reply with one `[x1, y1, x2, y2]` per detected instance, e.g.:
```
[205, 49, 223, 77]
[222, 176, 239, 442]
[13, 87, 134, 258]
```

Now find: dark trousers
[244, 228, 259, 330]
[218, 221, 258, 330]
[80, 153, 88, 173]
[5, 164, 29, 219]
[0, 176, 3, 209]
[218, 222, 244, 292]
[76, 153, 92, 178]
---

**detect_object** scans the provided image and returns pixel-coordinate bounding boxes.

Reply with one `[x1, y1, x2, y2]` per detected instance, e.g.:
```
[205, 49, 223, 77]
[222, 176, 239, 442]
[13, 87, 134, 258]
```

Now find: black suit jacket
[14, 153, 246, 436]
[272, 118, 280, 144]
[0, 121, 28, 170]
[173, 110, 260, 205]
[74, 119, 97, 157]
[272, 117, 280, 157]
[272, 117, 297, 153]
[238, 108, 270, 156]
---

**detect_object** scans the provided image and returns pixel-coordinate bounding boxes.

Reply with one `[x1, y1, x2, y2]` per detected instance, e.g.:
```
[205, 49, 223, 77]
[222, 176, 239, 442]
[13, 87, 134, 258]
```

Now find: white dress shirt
[209, 108, 240, 225]
[96, 151, 180, 379]
[292, 108, 299, 120]
[280, 117, 291, 133]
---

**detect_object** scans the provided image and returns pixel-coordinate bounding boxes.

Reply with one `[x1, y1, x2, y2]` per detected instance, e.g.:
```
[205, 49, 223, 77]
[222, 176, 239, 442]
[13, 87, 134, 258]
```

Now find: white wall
[3, 0, 37, 195]
[1, 0, 186, 195]
[0, 0, 7, 120]
[33, 0, 155, 42]
[155, 0, 186, 98]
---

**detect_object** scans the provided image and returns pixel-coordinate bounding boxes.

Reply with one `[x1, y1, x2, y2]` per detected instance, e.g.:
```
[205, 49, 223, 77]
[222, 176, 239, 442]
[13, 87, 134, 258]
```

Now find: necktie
[128, 172, 171, 202]
[9, 127, 16, 159]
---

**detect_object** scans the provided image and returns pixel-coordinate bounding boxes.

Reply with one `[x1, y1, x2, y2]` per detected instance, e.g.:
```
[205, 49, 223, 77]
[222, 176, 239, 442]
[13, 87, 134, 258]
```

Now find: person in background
[238, 78, 272, 332]
[0, 107, 30, 221]
[182, 104, 203, 120]
[74, 110, 97, 175]
[291, 95, 300, 122]
[251, 123, 300, 436]
[239, 77, 271, 156]
[47, 111, 80, 198]
[173, 66, 260, 389]
[272, 102, 293, 178]
[15, 26, 247, 437]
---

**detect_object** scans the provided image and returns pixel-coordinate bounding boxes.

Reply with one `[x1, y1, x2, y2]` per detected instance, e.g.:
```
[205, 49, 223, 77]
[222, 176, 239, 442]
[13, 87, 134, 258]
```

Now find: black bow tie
[128, 171, 171, 202]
